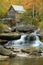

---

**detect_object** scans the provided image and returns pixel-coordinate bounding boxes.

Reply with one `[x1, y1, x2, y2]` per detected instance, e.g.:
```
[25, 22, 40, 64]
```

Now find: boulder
[0, 45, 12, 56]
[0, 45, 16, 57]
[0, 33, 21, 45]
[0, 33, 21, 40]
[16, 25, 37, 33]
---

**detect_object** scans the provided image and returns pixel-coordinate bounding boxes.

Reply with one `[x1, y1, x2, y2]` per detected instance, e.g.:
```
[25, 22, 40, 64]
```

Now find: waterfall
[5, 29, 43, 48]
[5, 34, 27, 46]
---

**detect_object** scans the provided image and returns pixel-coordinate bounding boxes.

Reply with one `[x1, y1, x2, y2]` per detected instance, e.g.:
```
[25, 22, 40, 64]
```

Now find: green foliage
[38, 21, 43, 29]
[0, 22, 4, 33]
[0, 22, 9, 33]
[21, 10, 33, 25]
[34, 8, 43, 27]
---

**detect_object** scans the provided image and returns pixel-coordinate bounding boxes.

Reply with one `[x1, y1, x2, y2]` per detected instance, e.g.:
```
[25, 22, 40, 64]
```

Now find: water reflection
[0, 57, 43, 65]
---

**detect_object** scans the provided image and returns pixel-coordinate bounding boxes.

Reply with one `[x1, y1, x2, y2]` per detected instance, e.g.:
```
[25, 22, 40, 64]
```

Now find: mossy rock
[0, 45, 12, 56]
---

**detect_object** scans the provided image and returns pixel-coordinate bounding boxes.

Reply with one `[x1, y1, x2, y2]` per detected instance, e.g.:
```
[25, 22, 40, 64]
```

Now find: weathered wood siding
[7, 6, 22, 23]
[7, 7, 15, 18]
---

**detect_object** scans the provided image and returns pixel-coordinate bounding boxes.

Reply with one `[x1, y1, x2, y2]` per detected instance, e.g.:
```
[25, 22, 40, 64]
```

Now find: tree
[21, 9, 33, 25]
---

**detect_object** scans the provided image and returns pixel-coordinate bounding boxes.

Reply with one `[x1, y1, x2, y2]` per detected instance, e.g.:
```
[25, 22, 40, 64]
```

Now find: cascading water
[5, 29, 43, 48]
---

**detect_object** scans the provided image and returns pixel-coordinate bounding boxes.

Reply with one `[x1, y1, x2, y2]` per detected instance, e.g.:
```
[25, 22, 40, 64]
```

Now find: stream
[5, 30, 43, 48]
[0, 57, 43, 65]
[1, 29, 43, 65]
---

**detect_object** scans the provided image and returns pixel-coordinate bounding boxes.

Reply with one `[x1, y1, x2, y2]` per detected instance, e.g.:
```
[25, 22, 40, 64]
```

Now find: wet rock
[16, 25, 37, 33]
[37, 30, 43, 40]
[0, 40, 8, 45]
[4, 46, 21, 52]
[29, 52, 41, 56]
[9, 53, 16, 58]
[0, 33, 21, 45]
[21, 47, 42, 56]
[21, 49, 30, 54]
[0, 33, 21, 40]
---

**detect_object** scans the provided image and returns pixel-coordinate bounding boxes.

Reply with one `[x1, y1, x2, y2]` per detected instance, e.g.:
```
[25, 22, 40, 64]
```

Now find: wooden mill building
[6, 5, 25, 25]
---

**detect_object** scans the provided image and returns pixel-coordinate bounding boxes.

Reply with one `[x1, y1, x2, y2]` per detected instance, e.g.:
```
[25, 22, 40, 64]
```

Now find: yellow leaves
[22, 0, 42, 10]
[0, 0, 11, 16]
[22, 0, 32, 5]
[0, 0, 43, 17]
[3, 0, 9, 2]
[1, 0, 42, 10]
[22, 0, 33, 9]
[24, 2, 33, 9]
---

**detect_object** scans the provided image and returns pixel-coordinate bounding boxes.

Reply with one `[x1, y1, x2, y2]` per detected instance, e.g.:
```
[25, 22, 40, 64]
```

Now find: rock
[4, 46, 21, 52]
[16, 24, 37, 33]
[29, 52, 41, 56]
[0, 33, 21, 45]
[0, 45, 17, 58]
[37, 30, 43, 40]
[11, 27, 16, 32]
[39, 35, 43, 41]
[3, 27, 12, 33]
[0, 33, 21, 40]
[0, 40, 8, 45]
[9, 53, 16, 58]
[21, 47, 42, 56]
[21, 49, 30, 53]
[0, 45, 12, 56]
[16, 53, 29, 57]
[0, 55, 9, 61]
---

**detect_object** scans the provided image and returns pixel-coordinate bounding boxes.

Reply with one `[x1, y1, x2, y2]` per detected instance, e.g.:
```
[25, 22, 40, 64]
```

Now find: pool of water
[0, 57, 43, 65]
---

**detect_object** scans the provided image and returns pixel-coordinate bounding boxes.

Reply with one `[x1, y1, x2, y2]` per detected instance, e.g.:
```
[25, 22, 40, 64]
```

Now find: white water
[5, 30, 43, 48]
